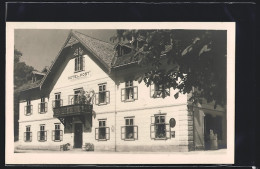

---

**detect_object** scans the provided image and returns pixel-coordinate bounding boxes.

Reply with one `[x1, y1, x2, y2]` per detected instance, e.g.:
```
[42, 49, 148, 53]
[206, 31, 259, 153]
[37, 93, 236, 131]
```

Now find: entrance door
[74, 123, 83, 148]
[204, 114, 223, 149]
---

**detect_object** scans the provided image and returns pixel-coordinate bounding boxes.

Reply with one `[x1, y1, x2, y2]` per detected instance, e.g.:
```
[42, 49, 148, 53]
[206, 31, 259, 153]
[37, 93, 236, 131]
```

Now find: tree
[14, 48, 35, 88]
[14, 48, 36, 141]
[111, 30, 227, 108]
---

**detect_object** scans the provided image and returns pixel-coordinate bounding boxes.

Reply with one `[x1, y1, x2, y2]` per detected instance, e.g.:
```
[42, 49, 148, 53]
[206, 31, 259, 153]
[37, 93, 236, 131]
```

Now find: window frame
[95, 120, 110, 141]
[121, 117, 138, 141]
[74, 47, 85, 73]
[121, 80, 138, 102]
[38, 97, 47, 114]
[52, 123, 63, 142]
[150, 83, 170, 98]
[95, 83, 110, 105]
[150, 114, 171, 140]
[53, 93, 62, 108]
[24, 126, 32, 142]
[24, 99, 32, 116]
[38, 124, 47, 142]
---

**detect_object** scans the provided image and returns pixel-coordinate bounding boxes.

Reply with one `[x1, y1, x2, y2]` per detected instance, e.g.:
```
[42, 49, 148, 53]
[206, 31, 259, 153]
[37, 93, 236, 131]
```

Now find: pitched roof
[15, 79, 42, 93]
[72, 31, 115, 69]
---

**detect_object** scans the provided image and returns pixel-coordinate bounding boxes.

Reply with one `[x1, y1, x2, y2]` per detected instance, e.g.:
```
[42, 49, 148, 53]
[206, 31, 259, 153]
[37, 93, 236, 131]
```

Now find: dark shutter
[82, 56, 85, 71]
[134, 126, 138, 140]
[95, 93, 99, 105]
[133, 86, 138, 100]
[30, 105, 33, 115]
[106, 127, 110, 140]
[121, 88, 125, 102]
[75, 57, 77, 71]
[121, 126, 125, 140]
[106, 91, 110, 104]
[95, 128, 99, 140]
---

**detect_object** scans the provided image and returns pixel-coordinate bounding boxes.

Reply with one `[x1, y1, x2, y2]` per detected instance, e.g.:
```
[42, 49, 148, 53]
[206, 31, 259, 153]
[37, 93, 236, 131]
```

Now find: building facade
[16, 30, 226, 152]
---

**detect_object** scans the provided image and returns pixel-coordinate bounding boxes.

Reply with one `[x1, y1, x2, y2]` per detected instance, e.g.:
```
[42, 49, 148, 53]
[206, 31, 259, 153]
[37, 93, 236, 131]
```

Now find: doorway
[204, 114, 223, 150]
[74, 123, 83, 148]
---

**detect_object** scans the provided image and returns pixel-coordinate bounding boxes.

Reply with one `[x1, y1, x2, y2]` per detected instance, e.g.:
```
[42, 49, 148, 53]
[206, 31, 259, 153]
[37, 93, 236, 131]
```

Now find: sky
[14, 29, 117, 71]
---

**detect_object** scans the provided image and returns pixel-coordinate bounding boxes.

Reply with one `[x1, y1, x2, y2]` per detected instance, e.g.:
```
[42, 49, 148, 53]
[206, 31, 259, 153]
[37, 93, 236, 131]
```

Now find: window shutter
[30, 132, 32, 141]
[106, 127, 110, 140]
[60, 130, 63, 141]
[134, 86, 138, 100]
[38, 103, 41, 113]
[121, 88, 125, 102]
[95, 128, 99, 140]
[95, 93, 99, 105]
[150, 124, 155, 139]
[106, 91, 110, 104]
[24, 106, 26, 115]
[45, 103, 48, 112]
[166, 88, 170, 96]
[150, 84, 155, 98]
[121, 126, 125, 140]
[52, 130, 55, 141]
[166, 124, 171, 139]
[30, 105, 33, 114]
[134, 126, 138, 140]
[82, 56, 85, 71]
[45, 131, 47, 141]
[37, 131, 40, 141]
[151, 116, 155, 124]
[75, 58, 77, 72]
[24, 132, 26, 141]
[52, 100, 55, 108]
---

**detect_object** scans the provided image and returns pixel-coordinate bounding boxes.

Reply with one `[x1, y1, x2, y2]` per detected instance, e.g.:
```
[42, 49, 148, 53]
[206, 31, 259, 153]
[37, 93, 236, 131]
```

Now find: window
[150, 115, 170, 139]
[121, 117, 138, 140]
[53, 93, 62, 108]
[95, 83, 110, 105]
[52, 124, 63, 141]
[38, 125, 47, 142]
[150, 83, 170, 98]
[74, 47, 85, 72]
[38, 97, 47, 113]
[95, 120, 110, 141]
[121, 80, 138, 102]
[70, 88, 83, 105]
[24, 126, 32, 142]
[24, 100, 32, 116]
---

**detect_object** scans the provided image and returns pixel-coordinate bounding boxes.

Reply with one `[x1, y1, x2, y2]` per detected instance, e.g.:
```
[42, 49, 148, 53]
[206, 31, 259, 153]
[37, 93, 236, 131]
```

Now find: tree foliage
[111, 30, 227, 108]
[14, 48, 35, 88]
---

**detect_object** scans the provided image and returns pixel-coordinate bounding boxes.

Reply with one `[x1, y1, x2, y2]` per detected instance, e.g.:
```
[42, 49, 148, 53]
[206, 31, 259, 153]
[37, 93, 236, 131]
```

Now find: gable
[39, 30, 116, 93]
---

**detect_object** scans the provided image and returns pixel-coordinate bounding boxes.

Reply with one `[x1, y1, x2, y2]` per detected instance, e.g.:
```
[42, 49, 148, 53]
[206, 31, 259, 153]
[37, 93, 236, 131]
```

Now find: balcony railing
[53, 95, 93, 117]
[52, 99, 63, 108]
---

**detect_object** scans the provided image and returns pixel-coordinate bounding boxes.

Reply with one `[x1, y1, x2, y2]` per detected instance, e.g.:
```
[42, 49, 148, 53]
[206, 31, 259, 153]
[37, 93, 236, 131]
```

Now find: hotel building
[16, 30, 226, 152]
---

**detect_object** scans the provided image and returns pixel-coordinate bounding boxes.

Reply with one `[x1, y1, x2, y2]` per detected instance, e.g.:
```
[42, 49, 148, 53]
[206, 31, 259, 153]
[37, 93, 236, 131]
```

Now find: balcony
[52, 95, 93, 118]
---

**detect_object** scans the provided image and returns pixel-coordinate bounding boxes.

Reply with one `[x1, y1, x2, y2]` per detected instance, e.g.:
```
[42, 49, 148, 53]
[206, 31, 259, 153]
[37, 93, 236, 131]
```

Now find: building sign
[68, 71, 91, 80]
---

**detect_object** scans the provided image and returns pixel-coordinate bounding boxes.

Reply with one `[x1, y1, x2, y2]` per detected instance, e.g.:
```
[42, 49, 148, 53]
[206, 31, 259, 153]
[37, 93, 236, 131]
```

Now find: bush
[85, 143, 94, 151]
